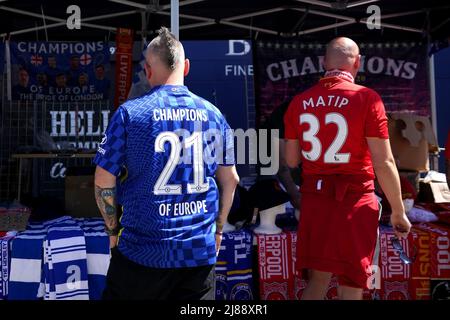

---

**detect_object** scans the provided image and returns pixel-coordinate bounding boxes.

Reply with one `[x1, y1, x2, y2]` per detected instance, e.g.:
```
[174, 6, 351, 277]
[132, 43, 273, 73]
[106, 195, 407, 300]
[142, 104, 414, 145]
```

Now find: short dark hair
[147, 27, 182, 70]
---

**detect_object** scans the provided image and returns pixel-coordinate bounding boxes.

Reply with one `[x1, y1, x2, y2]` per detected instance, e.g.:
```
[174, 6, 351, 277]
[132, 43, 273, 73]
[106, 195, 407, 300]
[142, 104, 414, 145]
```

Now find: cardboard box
[388, 113, 438, 172]
[65, 173, 99, 218]
[418, 181, 450, 204]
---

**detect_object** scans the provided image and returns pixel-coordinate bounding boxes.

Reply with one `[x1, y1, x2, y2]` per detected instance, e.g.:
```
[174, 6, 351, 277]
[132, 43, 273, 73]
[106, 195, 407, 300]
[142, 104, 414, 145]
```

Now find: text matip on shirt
[94, 85, 234, 268]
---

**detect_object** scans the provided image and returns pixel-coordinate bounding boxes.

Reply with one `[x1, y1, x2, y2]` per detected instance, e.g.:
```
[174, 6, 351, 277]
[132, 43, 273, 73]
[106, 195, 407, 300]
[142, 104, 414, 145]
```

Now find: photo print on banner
[9, 41, 111, 102]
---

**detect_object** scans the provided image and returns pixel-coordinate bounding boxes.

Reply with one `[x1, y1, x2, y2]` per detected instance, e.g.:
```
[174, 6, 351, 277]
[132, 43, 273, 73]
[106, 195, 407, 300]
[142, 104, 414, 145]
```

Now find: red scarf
[323, 69, 355, 83]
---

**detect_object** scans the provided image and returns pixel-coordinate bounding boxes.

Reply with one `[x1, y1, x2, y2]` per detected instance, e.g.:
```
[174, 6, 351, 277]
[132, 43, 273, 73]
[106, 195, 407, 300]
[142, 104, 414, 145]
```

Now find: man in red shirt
[284, 37, 411, 300]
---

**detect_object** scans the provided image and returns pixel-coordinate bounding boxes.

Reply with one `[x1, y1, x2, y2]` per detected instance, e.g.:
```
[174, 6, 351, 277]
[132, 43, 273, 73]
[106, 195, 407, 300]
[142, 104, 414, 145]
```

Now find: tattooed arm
[95, 166, 120, 247]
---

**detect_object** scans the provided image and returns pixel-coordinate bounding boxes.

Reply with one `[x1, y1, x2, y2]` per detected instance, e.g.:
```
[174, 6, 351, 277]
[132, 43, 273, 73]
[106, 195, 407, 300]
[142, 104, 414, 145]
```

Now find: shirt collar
[151, 84, 188, 93]
[322, 69, 355, 83]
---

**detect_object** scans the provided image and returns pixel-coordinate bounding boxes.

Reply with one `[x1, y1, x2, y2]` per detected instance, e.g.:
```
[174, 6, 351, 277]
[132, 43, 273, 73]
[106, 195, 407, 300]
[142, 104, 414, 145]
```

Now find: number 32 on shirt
[301, 112, 350, 163]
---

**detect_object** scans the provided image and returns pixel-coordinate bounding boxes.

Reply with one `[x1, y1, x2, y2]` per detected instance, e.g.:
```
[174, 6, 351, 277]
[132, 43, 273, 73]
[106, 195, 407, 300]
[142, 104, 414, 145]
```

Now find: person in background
[93, 64, 110, 99]
[67, 55, 82, 86]
[78, 72, 89, 87]
[36, 71, 49, 95]
[261, 100, 301, 210]
[12, 67, 31, 99]
[94, 27, 238, 300]
[45, 55, 59, 86]
[55, 72, 67, 89]
[284, 37, 411, 300]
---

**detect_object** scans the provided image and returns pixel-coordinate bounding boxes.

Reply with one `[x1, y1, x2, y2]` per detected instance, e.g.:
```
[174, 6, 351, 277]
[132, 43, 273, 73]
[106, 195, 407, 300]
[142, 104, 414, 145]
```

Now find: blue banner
[10, 41, 111, 101]
[184, 40, 254, 132]
[129, 40, 254, 131]
[184, 40, 254, 178]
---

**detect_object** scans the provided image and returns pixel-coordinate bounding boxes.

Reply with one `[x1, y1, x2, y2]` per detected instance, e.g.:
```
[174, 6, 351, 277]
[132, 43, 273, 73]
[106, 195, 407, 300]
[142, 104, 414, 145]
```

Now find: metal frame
[295, 0, 380, 9]
[358, 19, 423, 33]
[0, 6, 137, 37]
[0, 0, 432, 39]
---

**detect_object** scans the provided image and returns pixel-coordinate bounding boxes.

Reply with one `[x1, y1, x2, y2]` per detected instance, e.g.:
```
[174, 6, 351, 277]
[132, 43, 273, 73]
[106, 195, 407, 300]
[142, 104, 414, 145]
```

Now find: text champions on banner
[9, 41, 111, 102]
[255, 42, 430, 125]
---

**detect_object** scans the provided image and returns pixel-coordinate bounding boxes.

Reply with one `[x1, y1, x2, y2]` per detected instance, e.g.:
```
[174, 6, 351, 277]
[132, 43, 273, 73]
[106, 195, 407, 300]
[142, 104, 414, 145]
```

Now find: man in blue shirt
[94, 27, 239, 300]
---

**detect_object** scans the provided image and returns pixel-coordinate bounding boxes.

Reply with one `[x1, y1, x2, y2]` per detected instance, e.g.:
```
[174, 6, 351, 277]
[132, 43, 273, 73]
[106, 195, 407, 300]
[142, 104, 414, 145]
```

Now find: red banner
[114, 28, 134, 109]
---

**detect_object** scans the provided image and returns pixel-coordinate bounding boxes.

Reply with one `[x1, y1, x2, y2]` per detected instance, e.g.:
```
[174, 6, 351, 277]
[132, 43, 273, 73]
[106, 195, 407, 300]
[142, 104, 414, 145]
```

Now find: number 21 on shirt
[301, 112, 351, 163]
[153, 131, 209, 195]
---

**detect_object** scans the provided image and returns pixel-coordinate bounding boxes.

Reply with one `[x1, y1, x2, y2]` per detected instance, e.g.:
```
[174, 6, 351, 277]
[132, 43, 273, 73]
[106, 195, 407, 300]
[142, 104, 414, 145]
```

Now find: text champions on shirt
[153, 108, 208, 122]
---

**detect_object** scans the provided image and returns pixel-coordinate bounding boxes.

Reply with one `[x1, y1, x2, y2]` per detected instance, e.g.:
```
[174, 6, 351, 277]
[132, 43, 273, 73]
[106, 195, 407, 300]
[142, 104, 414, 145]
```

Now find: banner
[184, 40, 254, 132]
[9, 41, 111, 101]
[114, 28, 134, 109]
[255, 42, 430, 125]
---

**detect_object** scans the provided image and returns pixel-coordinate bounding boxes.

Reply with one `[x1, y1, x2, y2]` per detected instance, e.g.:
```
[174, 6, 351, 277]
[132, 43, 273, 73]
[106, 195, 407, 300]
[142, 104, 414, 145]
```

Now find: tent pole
[426, 10, 439, 170]
[141, 10, 147, 49]
[171, 0, 179, 39]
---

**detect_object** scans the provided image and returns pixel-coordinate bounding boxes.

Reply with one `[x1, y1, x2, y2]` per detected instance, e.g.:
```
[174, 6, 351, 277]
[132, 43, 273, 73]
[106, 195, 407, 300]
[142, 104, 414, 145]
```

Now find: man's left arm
[284, 139, 301, 168]
[95, 166, 119, 248]
[278, 139, 301, 209]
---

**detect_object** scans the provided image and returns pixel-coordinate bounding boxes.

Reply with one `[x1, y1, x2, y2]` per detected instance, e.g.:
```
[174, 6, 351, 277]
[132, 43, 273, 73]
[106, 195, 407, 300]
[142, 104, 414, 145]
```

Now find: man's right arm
[215, 165, 239, 232]
[215, 165, 239, 253]
[367, 137, 411, 238]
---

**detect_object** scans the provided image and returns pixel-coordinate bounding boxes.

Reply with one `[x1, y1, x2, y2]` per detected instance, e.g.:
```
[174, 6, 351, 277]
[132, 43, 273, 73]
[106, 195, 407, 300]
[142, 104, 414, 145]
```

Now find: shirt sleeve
[284, 96, 299, 140]
[93, 106, 128, 176]
[220, 118, 235, 166]
[364, 90, 389, 139]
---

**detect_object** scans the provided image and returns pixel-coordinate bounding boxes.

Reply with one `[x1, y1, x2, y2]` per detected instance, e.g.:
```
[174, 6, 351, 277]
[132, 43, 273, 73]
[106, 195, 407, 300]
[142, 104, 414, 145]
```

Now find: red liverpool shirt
[284, 74, 389, 180]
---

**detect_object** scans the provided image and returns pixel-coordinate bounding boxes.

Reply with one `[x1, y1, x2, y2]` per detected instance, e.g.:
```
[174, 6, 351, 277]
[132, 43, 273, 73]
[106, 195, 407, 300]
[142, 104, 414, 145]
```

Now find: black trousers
[102, 247, 216, 300]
